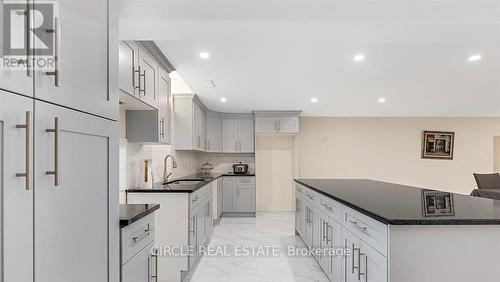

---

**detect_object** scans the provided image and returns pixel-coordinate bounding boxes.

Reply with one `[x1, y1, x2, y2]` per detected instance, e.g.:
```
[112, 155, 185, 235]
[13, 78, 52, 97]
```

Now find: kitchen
[2, 1, 500, 282]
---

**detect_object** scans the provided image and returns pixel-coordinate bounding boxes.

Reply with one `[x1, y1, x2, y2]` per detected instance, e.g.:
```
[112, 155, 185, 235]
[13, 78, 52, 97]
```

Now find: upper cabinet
[254, 111, 301, 135]
[174, 94, 207, 151]
[175, 94, 255, 153]
[0, 0, 118, 121]
[121, 41, 173, 144]
[33, 0, 118, 121]
[222, 118, 255, 153]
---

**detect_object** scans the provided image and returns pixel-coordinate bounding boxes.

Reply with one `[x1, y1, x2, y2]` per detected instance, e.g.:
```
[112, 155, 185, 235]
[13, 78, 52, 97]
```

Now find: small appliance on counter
[200, 162, 214, 176]
[232, 162, 249, 174]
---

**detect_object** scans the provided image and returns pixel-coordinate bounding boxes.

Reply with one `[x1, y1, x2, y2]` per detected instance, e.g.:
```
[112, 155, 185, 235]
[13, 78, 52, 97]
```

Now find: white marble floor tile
[186, 212, 329, 282]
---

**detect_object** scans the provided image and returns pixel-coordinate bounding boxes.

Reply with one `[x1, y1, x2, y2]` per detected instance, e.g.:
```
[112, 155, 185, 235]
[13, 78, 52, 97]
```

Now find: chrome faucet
[163, 154, 178, 182]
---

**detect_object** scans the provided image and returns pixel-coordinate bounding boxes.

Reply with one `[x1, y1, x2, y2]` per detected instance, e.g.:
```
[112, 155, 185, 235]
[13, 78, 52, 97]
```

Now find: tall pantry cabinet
[0, 0, 119, 281]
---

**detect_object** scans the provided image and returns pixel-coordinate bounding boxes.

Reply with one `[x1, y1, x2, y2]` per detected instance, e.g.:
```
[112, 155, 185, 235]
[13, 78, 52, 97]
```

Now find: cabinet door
[238, 119, 254, 153]
[188, 211, 197, 269]
[138, 47, 158, 108]
[0, 0, 34, 97]
[278, 116, 299, 134]
[222, 177, 236, 212]
[196, 205, 205, 248]
[192, 102, 203, 150]
[295, 197, 302, 236]
[158, 68, 171, 144]
[0, 91, 33, 282]
[222, 119, 239, 153]
[255, 117, 277, 134]
[318, 213, 328, 273]
[360, 242, 387, 282]
[343, 228, 362, 282]
[119, 41, 139, 97]
[34, 101, 117, 282]
[217, 180, 223, 217]
[327, 218, 343, 282]
[236, 184, 255, 212]
[121, 242, 154, 282]
[34, 0, 117, 120]
[207, 117, 221, 152]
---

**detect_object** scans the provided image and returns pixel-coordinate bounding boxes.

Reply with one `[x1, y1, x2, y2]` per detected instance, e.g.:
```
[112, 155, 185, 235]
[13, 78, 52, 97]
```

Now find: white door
[343, 228, 362, 282]
[360, 242, 387, 282]
[0, 0, 34, 97]
[33, 0, 117, 120]
[207, 117, 221, 152]
[255, 117, 277, 134]
[0, 91, 33, 282]
[278, 116, 299, 134]
[138, 47, 158, 108]
[158, 68, 171, 144]
[34, 101, 117, 282]
[238, 119, 254, 153]
[222, 119, 239, 153]
[119, 41, 140, 97]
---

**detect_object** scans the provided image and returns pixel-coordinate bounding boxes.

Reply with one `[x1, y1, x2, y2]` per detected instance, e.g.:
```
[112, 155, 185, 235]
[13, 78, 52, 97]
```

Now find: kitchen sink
[163, 179, 204, 186]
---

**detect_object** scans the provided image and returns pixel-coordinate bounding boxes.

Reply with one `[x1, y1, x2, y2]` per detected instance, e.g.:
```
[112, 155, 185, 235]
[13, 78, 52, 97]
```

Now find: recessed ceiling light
[467, 54, 482, 62]
[378, 97, 387, 104]
[310, 97, 319, 103]
[199, 52, 210, 60]
[220, 97, 227, 103]
[353, 54, 365, 62]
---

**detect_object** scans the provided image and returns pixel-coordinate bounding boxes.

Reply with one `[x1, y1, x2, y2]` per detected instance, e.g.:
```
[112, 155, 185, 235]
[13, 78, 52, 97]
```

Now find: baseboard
[256, 206, 294, 212]
[221, 212, 256, 218]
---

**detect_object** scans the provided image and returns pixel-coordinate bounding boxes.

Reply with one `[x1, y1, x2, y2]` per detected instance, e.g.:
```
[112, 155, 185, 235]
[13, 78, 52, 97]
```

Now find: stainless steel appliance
[232, 162, 249, 174]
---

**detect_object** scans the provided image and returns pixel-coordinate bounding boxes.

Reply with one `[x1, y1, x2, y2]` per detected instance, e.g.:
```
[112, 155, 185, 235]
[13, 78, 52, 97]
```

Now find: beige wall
[297, 117, 500, 194]
[256, 135, 295, 211]
[495, 137, 500, 173]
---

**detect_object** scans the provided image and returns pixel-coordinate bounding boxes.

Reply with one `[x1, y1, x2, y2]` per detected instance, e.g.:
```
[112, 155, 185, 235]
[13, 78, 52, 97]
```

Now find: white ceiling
[120, 0, 500, 116]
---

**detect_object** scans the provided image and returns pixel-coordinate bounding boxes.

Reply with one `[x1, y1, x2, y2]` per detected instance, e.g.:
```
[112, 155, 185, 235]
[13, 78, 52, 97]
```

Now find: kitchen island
[295, 179, 500, 282]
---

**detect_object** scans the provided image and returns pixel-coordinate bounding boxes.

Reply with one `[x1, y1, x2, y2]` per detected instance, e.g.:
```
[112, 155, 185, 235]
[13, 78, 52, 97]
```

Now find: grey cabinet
[138, 45, 159, 108]
[319, 212, 342, 282]
[33, 0, 118, 121]
[207, 117, 221, 152]
[193, 102, 206, 150]
[119, 41, 140, 98]
[121, 242, 154, 282]
[221, 176, 256, 213]
[222, 119, 255, 153]
[0, 91, 34, 282]
[158, 68, 171, 144]
[34, 101, 118, 282]
[174, 94, 207, 151]
[254, 112, 300, 135]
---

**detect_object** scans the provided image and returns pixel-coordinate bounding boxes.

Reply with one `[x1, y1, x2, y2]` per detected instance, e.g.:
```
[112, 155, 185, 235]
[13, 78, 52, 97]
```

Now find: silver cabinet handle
[326, 223, 331, 244]
[17, 1, 33, 77]
[358, 251, 365, 280]
[160, 117, 164, 139]
[151, 253, 158, 282]
[190, 215, 195, 235]
[46, 117, 59, 186]
[352, 243, 359, 274]
[140, 69, 146, 94]
[45, 17, 60, 87]
[277, 120, 281, 132]
[16, 111, 31, 190]
[235, 141, 238, 151]
[133, 66, 141, 91]
[132, 227, 152, 244]
[349, 219, 368, 233]
[208, 140, 211, 151]
[322, 219, 326, 241]
[238, 141, 241, 152]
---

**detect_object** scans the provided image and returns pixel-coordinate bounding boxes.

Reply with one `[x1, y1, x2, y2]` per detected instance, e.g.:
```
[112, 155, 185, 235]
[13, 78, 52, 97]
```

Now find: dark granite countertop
[127, 173, 255, 194]
[120, 204, 160, 228]
[295, 179, 500, 225]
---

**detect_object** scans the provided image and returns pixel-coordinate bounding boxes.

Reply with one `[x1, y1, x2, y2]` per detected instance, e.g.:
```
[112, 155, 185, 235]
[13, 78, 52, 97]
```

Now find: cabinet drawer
[190, 183, 212, 210]
[318, 195, 342, 224]
[303, 187, 318, 205]
[342, 206, 388, 256]
[237, 176, 255, 185]
[121, 214, 155, 265]
[296, 184, 305, 198]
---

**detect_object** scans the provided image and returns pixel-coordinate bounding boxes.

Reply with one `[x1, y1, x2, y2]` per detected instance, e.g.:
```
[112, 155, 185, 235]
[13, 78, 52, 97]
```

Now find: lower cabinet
[122, 242, 155, 282]
[295, 183, 388, 282]
[221, 176, 256, 214]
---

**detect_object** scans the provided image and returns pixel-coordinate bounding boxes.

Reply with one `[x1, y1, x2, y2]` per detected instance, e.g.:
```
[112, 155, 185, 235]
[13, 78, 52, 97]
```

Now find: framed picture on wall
[422, 190, 455, 217]
[421, 131, 455, 160]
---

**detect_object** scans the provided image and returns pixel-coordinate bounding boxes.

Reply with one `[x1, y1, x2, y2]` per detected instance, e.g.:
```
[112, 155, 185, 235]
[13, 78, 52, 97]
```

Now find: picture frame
[422, 190, 455, 217]
[421, 131, 455, 160]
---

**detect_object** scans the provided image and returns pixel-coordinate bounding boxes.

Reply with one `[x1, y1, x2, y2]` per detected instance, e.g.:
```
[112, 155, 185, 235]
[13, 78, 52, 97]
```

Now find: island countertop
[295, 179, 500, 225]
[119, 204, 160, 228]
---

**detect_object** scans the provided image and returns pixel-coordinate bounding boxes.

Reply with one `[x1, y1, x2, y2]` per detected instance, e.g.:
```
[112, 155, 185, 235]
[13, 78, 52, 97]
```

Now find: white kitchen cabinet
[33, 0, 118, 121]
[207, 117, 222, 152]
[193, 102, 206, 150]
[138, 45, 159, 108]
[174, 94, 207, 151]
[0, 91, 34, 282]
[321, 215, 342, 282]
[360, 241, 387, 282]
[222, 119, 255, 153]
[344, 228, 362, 282]
[34, 101, 118, 282]
[254, 111, 301, 135]
[158, 68, 171, 144]
[119, 41, 140, 98]
[121, 242, 155, 282]
[0, 0, 33, 97]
